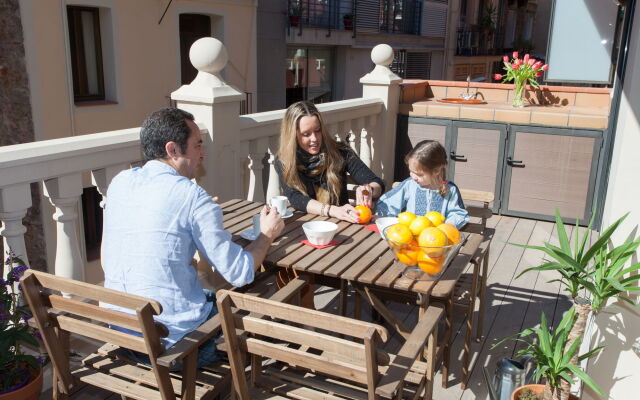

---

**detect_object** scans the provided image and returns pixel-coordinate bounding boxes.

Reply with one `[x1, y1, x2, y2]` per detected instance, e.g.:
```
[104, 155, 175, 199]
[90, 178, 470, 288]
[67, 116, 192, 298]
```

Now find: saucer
[280, 210, 294, 219]
[239, 229, 258, 241]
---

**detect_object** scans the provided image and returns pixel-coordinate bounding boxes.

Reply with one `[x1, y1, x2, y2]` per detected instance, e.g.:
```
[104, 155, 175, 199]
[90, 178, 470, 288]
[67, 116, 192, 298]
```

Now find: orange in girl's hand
[437, 223, 461, 245]
[354, 205, 372, 224]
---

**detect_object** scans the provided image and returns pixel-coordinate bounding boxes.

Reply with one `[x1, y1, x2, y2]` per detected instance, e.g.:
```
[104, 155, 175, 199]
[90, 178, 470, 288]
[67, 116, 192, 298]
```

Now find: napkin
[364, 224, 379, 233]
[301, 239, 340, 249]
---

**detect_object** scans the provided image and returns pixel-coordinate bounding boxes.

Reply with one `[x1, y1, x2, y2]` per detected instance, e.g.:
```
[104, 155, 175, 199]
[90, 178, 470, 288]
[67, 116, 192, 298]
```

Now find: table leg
[339, 280, 348, 317]
[441, 296, 453, 388]
[355, 285, 411, 340]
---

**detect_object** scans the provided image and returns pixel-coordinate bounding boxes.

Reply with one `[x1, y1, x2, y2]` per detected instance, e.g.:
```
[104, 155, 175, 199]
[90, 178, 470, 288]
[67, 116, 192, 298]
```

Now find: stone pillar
[360, 44, 402, 187]
[171, 38, 244, 201]
[0, 184, 32, 270]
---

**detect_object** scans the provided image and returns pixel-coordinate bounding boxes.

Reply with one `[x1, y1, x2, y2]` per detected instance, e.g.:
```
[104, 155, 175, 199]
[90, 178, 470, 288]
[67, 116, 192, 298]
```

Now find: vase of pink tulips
[494, 52, 549, 107]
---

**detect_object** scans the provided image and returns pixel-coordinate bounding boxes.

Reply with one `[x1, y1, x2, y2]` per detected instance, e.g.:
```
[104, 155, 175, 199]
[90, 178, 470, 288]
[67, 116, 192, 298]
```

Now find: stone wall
[0, 0, 47, 271]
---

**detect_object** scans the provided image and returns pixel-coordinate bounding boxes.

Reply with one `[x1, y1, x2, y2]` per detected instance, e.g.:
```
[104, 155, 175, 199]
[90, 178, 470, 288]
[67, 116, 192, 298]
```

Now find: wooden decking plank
[341, 241, 392, 281]
[277, 220, 352, 269]
[306, 224, 374, 275]
[323, 232, 383, 278]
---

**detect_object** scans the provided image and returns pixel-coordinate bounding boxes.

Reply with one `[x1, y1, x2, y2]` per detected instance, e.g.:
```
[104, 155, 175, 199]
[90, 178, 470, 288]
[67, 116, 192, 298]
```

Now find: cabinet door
[394, 117, 452, 182]
[450, 121, 506, 212]
[501, 126, 602, 224]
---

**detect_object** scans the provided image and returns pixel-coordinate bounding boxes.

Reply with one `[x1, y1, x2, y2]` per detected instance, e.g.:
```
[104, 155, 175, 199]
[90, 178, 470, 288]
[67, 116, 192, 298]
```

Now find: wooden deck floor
[41, 214, 578, 399]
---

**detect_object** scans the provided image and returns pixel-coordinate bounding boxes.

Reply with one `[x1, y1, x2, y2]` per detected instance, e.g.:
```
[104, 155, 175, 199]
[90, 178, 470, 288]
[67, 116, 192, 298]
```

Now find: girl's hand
[330, 204, 360, 223]
[356, 184, 373, 207]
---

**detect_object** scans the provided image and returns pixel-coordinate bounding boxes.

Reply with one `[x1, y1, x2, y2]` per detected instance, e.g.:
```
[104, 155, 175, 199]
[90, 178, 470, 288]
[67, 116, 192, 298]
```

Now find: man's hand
[211, 196, 219, 203]
[260, 206, 284, 240]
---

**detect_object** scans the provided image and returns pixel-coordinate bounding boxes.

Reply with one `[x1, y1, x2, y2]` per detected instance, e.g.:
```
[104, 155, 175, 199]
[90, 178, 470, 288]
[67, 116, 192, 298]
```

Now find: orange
[397, 212, 416, 227]
[354, 205, 372, 224]
[418, 227, 448, 257]
[408, 216, 433, 236]
[395, 240, 419, 266]
[417, 251, 444, 275]
[424, 211, 446, 227]
[385, 224, 413, 248]
[437, 223, 460, 245]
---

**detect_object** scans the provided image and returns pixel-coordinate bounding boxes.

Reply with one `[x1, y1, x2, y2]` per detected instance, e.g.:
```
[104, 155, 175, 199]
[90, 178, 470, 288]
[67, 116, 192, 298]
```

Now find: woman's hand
[356, 184, 374, 207]
[329, 204, 360, 223]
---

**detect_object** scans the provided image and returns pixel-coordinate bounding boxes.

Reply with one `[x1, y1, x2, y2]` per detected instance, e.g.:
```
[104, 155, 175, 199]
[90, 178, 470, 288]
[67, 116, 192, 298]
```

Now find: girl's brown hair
[405, 140, 449, 196]
[277, 101, 345, 204]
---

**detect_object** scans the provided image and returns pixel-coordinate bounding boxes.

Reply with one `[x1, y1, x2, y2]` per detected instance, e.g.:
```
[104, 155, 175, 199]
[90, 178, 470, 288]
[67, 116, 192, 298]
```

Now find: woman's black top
[275, 147, 385, 211]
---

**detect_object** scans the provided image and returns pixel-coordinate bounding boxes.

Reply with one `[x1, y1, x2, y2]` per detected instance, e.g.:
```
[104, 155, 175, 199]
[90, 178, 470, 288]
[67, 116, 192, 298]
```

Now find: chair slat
[224, 291, 388, 341]
[241, 337, 369, 385]
[47, 295, 169, 338]
[73, 366, 163, 400]
[31, 270, 162, 314]
[265, 369, 368, 400]
[54, 315, 148, 353]
[257, 375, 356, 400]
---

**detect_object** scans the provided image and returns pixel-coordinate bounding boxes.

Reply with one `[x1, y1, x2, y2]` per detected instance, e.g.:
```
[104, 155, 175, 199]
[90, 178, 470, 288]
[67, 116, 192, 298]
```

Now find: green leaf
[605, 277, 628, 292]
[555, 209, 572, 254]
[583, 213, 629, 263]
[578, 345, 604, 361]
[568, 364, 604, 395]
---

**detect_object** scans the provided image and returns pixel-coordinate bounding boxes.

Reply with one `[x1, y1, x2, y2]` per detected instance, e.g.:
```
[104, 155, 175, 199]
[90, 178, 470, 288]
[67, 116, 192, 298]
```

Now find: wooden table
[220, 198, 485, 340]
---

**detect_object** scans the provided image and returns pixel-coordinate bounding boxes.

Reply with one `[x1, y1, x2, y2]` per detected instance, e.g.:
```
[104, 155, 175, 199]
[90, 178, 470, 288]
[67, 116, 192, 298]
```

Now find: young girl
[376, 140, 469, 229]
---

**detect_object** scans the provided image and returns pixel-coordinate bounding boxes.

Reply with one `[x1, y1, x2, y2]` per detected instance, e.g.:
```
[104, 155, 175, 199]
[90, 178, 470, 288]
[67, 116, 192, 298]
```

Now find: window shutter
[355, 0, 381, 33]
[405, 52, 432, 79]
[421, 2, 448, 37]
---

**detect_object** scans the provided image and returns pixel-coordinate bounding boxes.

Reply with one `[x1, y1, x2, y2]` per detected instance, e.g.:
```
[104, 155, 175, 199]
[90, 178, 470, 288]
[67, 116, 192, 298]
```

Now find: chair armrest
[376, 305, 444, 398]
[268, 275, 309, 304]
[156, 313, 222, 368]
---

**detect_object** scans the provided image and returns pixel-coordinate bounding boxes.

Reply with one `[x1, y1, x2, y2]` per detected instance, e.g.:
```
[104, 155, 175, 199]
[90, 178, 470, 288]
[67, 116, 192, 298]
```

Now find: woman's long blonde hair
[277, 101, 345, 204]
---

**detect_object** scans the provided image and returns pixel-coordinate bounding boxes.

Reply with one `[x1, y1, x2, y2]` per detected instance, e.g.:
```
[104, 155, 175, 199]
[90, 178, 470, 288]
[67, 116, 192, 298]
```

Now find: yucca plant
[494, 308, 603, 400]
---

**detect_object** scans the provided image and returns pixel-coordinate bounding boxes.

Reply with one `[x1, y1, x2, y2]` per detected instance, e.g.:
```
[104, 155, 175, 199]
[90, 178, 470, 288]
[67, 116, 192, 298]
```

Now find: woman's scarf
[296, 148, 331, 203]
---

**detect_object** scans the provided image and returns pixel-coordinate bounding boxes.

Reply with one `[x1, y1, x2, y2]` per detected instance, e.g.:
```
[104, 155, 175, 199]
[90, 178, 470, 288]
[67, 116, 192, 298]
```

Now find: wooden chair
[431, 188, 494, 389]
[20, 270, 231, 400]
[216, 289, 444, 400]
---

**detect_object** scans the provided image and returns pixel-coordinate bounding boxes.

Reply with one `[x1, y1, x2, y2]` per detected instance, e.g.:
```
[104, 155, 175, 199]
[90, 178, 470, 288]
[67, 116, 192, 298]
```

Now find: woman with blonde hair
[276, 101, 384, 221]
[275, 101, 384, 307]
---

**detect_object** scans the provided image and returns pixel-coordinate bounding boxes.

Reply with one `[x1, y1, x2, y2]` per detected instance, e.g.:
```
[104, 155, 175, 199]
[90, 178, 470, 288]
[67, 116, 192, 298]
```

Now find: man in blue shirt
[101, 108, 284, 369]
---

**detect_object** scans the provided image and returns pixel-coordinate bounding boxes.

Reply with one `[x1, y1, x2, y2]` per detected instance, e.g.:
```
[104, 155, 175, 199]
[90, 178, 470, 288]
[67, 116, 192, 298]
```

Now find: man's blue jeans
[111, 290, 223, 372]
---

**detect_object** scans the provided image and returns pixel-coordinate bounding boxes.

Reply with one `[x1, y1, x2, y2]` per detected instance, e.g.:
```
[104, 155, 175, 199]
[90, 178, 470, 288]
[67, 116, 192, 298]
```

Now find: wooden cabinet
[395, 116, 603, 224]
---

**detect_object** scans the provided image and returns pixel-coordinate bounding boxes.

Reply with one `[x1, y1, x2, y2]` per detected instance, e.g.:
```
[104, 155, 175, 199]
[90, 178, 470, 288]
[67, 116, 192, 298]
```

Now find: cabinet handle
[450, 152, 467, 162]
[507, 157, 525, 167]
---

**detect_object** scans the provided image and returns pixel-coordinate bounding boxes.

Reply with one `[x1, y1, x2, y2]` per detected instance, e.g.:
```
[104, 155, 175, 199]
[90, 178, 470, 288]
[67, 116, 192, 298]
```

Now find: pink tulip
[541, 64, 549, 71]
[513, 64, 520, 70]
[528, 58, 536, 66]
[503, 55, 509, 63]
[494, 73, 503, 80]
[536, 71, 542, 77]
[533, 61, 542, 70]
[513, 58, 522, 66]
[513, 51, 519, 59]
[523, 54, 530, 63]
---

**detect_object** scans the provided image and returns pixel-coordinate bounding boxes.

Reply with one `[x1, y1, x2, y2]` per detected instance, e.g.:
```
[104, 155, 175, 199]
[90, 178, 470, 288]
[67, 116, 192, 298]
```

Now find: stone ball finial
[371, 44, 394, 67]
[189, 37, 228, 74]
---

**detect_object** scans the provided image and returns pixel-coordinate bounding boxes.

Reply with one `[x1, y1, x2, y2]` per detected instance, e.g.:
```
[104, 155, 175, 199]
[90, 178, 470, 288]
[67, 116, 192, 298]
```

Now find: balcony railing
[287, 0, 422, 37]
[0, 40, 401, 284]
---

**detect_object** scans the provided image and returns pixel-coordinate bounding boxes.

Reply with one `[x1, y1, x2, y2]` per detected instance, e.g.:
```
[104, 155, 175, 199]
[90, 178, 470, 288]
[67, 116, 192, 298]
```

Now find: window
[179, 14, 212, 85]
[67, 6, 105, 102]
[286, 47, 334, 107]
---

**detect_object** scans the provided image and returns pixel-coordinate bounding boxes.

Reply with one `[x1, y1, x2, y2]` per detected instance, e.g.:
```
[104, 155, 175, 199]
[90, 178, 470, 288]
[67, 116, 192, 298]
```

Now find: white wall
[585, 5, 640, 400]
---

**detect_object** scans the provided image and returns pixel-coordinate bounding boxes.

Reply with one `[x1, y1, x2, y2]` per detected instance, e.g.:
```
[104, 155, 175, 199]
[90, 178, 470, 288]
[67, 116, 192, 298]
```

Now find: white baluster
[44, 174, 84, 281]
[348, 128, 357, 154]
[367, 114, 381, 175]
[360, 127, 372, 168]
[265, 148, 281, 201]
[91, 165, 127, 208]
[0, 184, 32, 269]
[247, 138, 268, 202]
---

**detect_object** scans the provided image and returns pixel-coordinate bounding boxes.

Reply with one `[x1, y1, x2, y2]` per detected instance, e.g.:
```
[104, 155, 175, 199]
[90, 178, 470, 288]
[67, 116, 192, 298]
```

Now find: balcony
[1, 39, 638, 400]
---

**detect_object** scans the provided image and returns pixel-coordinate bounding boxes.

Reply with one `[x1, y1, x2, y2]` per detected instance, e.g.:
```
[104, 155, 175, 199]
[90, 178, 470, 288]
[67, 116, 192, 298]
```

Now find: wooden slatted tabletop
[219, 199, 484, 298]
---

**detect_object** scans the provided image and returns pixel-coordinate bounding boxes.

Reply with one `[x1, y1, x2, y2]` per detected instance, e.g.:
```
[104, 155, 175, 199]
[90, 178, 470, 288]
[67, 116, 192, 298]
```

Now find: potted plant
[343, 13, 353, 30]
[510, 210, 640, 398]
[289, 1, 302, 27]
[494, 308, 603, 400]
[0, 252, 45, 400]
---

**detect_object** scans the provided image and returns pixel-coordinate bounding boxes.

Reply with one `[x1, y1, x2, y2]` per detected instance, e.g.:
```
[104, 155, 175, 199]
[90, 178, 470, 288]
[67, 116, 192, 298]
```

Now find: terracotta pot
[511, 384, 579, 400]
[0, 368, 43, 400]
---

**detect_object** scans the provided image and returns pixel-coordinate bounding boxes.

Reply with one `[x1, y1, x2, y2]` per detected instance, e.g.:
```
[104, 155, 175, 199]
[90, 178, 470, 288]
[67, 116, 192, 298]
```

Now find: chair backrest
[20, 270, 168, 394]
[216, 290, 390, 400]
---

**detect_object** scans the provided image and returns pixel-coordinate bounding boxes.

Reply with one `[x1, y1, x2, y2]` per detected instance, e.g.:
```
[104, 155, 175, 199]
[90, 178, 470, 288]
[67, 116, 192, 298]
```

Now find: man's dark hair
[140, 108, 195, 161]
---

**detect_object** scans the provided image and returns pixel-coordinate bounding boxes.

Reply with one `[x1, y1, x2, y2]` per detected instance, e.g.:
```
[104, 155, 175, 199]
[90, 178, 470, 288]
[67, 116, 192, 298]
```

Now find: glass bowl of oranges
[382, 211, 464, 281]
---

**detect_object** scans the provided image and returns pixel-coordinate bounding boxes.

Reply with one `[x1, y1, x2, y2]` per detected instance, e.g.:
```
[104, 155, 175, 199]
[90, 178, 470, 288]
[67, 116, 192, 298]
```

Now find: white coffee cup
[252, 214, 261, 237]
[269, 195, 289, 215]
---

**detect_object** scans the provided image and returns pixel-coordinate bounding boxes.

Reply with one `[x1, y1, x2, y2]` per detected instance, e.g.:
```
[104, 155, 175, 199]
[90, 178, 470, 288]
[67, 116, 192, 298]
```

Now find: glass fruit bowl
[382, 225, 464, 281]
